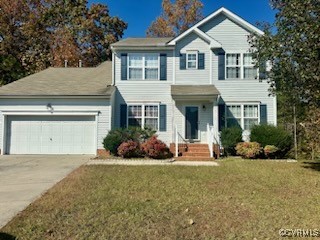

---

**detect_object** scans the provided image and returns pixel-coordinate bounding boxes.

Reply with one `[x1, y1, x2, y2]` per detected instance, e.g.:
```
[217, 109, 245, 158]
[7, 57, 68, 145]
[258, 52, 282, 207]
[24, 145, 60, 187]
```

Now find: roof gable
[168, 7, 263, 46]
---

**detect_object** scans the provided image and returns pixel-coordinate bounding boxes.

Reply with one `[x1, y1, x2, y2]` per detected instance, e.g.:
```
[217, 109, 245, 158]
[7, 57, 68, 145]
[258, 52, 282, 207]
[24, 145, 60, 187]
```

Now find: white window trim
[127, 103, 160, 131]
[225, 103, 260, 130]
[225, 53, 258, 79]
[186, 51, 198, 70]
[127, 53, 160, 80]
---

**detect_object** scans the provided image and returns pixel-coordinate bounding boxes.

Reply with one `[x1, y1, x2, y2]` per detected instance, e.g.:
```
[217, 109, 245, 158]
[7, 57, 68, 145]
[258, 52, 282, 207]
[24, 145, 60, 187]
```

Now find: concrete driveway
[0, 155, 91, 228]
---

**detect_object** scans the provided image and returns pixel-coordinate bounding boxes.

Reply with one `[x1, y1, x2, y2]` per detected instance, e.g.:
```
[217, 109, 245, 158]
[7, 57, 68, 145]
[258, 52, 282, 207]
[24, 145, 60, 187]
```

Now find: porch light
[202, 105, 206, 111]
[46, 103, 53, 111]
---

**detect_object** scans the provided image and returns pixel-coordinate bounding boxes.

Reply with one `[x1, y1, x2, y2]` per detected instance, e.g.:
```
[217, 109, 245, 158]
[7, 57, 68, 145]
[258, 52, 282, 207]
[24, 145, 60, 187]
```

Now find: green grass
[1, 159, 320, 239]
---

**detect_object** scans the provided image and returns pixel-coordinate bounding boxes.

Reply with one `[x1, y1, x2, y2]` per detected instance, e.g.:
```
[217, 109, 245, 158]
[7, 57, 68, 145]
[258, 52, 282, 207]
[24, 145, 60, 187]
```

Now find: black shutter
[198, 53, 205, 69]
[120, 104, 127, 128]
[121, 54, 127, 80]
[218, 52, 225, 80]
[260, 104, 267, 124]
[160, 54, 167, 80]
[218, 104, 226, 131]
[159, 104, 167, 132]
[259, 60, 267, 80]
[180, 54, 186, 70]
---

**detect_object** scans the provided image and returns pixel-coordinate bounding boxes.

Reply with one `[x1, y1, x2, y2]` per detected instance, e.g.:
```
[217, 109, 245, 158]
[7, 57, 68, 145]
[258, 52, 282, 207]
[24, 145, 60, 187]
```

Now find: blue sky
[88, 0, 276, 38]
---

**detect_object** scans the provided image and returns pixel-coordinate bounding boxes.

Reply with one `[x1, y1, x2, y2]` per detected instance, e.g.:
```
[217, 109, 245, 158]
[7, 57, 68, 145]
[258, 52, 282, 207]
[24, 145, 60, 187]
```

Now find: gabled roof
[0, 61, 115, 97]
[112, 37, 173, 48]
[168, 7, 264, 45]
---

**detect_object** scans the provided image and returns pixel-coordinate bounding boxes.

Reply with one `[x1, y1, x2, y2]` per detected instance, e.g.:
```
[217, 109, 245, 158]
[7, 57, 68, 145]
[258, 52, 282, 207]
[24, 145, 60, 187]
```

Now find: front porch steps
[170, 143, 216, 161]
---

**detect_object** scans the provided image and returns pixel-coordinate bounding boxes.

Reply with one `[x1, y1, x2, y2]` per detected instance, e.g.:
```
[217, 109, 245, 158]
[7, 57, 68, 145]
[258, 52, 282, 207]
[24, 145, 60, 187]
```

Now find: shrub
[103, 127, 155, 155]
[250, 124, 292, 158]
[220, 127, 243, 156]
[117, 140, 142, 158]
[236, 142, 262, 159]
[264, 145, 279, 159]
[141, 136, 172, 159]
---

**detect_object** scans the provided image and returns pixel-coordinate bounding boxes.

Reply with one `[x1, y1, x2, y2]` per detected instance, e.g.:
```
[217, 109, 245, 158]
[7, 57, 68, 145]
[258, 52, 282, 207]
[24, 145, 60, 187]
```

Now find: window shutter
[121, 54, 127, 80]
[218, 52, 225, 80]
[159, 104, 167, 132]
[160, 54, 167, 80]
[198, 53, 205, 69]
[120, 104, 127, 128]
[180, 54, 186, 70]
[260, 104, 267, 124]
[259, 61, 267, 80]
[218, 104, 226, 131]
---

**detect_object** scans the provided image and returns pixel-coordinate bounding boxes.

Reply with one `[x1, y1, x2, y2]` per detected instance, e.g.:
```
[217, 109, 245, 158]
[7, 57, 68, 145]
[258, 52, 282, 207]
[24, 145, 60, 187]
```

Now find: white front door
[7, 116, 96, 154]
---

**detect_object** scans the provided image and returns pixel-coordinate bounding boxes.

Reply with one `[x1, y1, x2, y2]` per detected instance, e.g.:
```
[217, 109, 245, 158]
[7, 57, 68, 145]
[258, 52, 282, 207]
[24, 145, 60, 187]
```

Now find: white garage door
[7, 116, 96, 154]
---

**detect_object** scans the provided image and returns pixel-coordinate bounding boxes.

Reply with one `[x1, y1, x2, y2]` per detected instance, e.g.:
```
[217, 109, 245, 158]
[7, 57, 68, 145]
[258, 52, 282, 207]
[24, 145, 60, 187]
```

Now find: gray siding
[175, 32, 210, 85]
[200, 13, 251, 51]
[0, 98, 111, 151]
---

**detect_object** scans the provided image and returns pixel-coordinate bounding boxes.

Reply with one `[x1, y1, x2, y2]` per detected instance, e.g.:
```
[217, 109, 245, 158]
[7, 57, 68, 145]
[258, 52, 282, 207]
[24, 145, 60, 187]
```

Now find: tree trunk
[293, 105, 298, 160]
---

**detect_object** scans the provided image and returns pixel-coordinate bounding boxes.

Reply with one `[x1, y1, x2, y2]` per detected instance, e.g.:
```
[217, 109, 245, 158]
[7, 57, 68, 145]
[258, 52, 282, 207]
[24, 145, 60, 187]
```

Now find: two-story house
[0, 7, 276, 158]
[111, 7, 276, 158]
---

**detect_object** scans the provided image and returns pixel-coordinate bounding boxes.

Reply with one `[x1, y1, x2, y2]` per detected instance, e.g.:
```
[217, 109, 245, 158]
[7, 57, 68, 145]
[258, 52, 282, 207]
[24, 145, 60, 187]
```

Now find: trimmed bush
[103, 127, 155, 155]
[264, 145, 279, 159]
[220, 127, 243, 156]
[141, 136, 172, 159]
[250, 124, 292, 158]
[236, 142, 262, 159]
[117, 140, 142, 158]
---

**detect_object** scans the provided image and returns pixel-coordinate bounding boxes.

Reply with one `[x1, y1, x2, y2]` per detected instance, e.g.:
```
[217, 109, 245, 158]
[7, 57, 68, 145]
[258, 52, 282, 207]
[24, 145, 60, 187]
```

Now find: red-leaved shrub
[117, 140, 142, 158]
[235, 142, 262, 159]
[141, 136, 172, 159]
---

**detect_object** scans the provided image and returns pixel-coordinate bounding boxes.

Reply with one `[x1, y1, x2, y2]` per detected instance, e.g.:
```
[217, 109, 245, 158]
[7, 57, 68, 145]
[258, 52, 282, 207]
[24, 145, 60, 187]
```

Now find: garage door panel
[7, 116, 96, 154]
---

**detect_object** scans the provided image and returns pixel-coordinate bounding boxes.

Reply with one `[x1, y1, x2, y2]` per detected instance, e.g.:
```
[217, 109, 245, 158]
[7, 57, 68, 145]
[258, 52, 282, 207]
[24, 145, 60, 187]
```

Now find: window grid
[187, 52, 198, 69]
[128, 104, 159, 130]
[128, 54, 159, 80]
[226, 53, 258, 79]
[226, 104, 259, 130]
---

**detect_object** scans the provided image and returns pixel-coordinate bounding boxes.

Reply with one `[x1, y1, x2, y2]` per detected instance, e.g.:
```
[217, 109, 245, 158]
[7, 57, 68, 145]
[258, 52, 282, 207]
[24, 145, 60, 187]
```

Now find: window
[128, 104, 159, 130]
[226, 104, 259, 130]
[243, 54, 257, 79]
[226, 53, 258, 79]
[226, 54, 241, 78]
[187, 52, 197, 69]
[128, 54, 159, 80]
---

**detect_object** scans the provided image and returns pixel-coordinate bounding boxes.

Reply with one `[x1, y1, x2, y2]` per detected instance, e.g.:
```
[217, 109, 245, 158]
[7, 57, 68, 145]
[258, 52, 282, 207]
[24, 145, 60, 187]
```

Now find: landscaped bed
[1, 159, 319, 239]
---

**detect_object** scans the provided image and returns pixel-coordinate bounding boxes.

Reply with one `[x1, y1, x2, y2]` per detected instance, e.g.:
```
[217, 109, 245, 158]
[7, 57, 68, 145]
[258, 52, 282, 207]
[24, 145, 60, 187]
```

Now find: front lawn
[1, 159, 320, 239]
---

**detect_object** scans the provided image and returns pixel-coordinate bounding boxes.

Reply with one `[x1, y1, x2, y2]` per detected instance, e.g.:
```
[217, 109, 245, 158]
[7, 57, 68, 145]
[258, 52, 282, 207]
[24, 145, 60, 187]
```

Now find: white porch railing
[207, 123, 220, 158]
[174, 125, 188, 157]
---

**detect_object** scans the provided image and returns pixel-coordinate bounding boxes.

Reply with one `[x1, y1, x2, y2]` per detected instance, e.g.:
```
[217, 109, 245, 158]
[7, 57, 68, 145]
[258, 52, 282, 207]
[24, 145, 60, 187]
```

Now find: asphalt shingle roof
[171, 85, 220, 97]
[0, 61, 114, 97]
[112, 38, 173, 47]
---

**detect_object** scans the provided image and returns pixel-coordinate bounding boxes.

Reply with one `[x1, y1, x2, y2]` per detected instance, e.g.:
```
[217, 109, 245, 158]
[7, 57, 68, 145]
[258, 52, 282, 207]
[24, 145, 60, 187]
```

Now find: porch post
[213, 101, 220, 145]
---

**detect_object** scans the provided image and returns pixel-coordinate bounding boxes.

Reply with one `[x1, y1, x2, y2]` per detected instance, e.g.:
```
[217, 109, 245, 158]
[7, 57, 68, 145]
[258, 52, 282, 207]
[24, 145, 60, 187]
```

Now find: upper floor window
[128, 54, 159, 80]
[187, 52, 198, 69]
[226, 53, 257, 79]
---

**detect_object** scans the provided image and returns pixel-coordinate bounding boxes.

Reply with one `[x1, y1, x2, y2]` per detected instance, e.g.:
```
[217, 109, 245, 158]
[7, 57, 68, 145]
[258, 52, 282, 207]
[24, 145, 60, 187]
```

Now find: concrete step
[182, 152, 211, 157]
[175, 156, 215, 161]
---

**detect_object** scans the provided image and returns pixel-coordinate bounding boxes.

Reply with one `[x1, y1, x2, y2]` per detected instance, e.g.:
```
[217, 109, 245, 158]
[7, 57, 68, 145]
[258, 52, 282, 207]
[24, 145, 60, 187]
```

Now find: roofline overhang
[168, 7, 264, 46]
[111, 46, 175, 51]
[171, 94, 220, 102]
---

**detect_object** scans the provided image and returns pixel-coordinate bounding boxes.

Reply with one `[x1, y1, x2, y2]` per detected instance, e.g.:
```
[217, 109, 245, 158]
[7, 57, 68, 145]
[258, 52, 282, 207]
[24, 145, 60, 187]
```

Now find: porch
[170, 85, 221, 159]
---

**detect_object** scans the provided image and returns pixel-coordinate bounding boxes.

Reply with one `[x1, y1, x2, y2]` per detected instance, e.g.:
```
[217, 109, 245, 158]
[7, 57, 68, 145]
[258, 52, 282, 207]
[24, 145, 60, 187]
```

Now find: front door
[185, 106, 199, 140]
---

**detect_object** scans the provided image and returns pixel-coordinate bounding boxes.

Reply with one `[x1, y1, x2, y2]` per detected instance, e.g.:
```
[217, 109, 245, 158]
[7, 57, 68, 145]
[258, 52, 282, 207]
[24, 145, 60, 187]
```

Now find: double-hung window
[243, 54, 257, 79]
[128, 104, 159, 130]
[187, 51, 198, 69]
[226, 104, 259, 130]
[226, 54, 241, 78]
[226, 53, 257, 79]
[128, 54, 159, 80]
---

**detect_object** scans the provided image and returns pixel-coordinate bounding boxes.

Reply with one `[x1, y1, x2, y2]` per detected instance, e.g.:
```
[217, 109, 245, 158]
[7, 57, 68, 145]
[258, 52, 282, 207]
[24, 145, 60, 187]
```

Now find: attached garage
[0, 61, 114, 155]
[7, 115, 96, 154]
